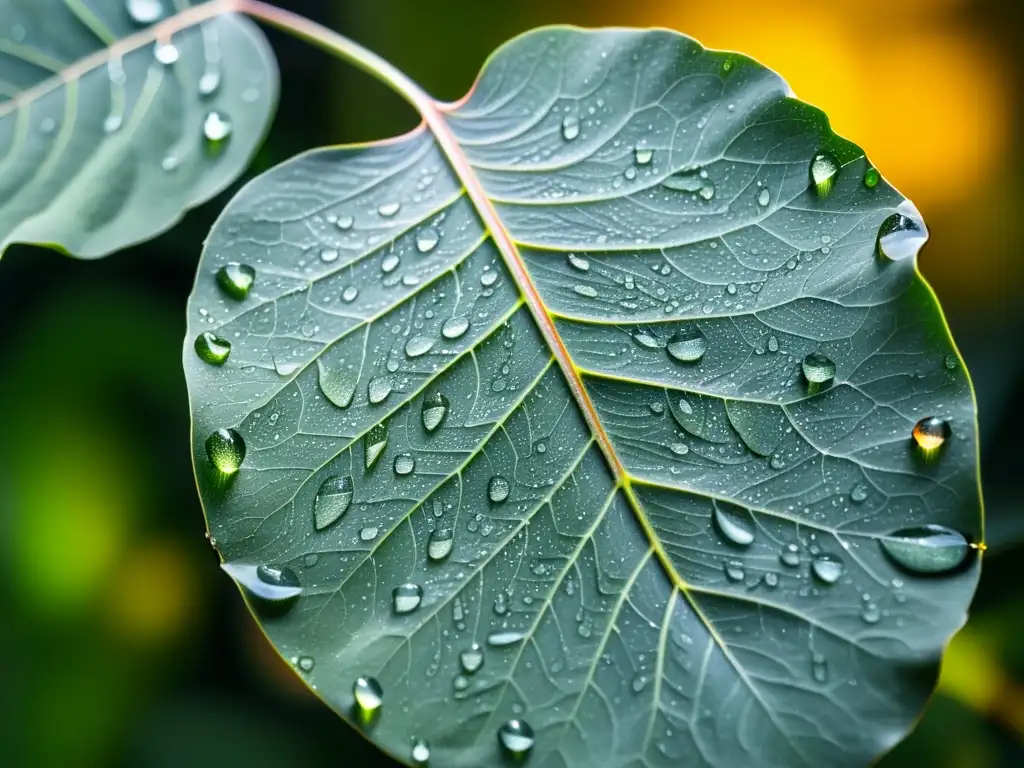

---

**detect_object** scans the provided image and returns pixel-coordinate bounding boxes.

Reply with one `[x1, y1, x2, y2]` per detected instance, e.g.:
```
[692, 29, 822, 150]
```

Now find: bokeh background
[1, 0, 1021, 765]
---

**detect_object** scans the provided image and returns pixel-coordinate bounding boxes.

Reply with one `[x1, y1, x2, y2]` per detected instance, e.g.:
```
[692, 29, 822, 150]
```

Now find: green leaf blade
[0, 0, 277, 259]
[187, 25, 981, 768]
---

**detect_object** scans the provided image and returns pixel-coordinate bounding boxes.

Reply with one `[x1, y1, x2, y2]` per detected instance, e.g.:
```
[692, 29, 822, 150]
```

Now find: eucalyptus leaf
[187, 27, 982, 768]
[0, 0, 276, 259]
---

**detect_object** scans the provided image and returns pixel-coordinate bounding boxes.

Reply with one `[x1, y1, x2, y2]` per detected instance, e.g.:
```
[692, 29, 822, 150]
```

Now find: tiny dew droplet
[205, 428, 245, 474]
[392, 583, 423, 614]
[126, 0, 164, 24]
[713, 504, 754, 546]
[393, 453, 416, 476]
[220, 562, 302, 601]
[427, 528, 454, 561]
[498, 719, 535, 757]
[666, 326, 706, 363]
[364, 422, 388, 469]
[216, 263, 255, 299]
[460, 643, 484, 674]
[912, 416, 951, 454]
[488, 475, 511, 503]
[879, 525, 972, 574]
[561, 115, 580, 140]
[811, 554, 844, 584]
[877, 208, 928, 261]
[633, 146, 653, 165]
[810, 151, 840, 197]
[421, 392, 449, 433]
[194, 331, 231, 365]
[442, 316, 469, 339]
[863, 167, 880, 188]
[314, 475, 353, 530]
[802, 352, 836, 386]
[353, 676, 383, 717]
[411, 738, 430, 767]
[203, 110, 232, 144]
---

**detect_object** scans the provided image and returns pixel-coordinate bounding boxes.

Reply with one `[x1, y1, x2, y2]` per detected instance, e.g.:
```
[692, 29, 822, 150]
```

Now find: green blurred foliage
[0, 1, 1021, 766]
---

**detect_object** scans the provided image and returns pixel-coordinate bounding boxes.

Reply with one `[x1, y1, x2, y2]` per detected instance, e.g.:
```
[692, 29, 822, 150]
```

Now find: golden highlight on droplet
[911, 416, 951, 458]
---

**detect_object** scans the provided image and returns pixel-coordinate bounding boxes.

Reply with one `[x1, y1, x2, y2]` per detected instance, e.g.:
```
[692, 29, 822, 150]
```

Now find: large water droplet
[912, 416, 950, 453]
[662, 170, 704, 193]
[877, 208, 928, 261]
[220, 562, 302, 601]
[411, 738, 430, 767]
[194, 332, 231, 365]
[341, 286, 359, 303]
[428, 528, 454, 561]
[421, 392, 449, 432]
[378, 201, 401, 217]
[666, 327, 706, 363]
[203, 110, 232, 145]
[442, 316, 469, 339]
[488, 475, 511, 503]
[416, 228, 440, 253]
[405, 336, 435, 358]
[364, 422, 388, 469]
[393, 583, 423, 614]
[487, 630, 526, 647]
[879, 525, 972, 574]
[802, 352, 836, 385]
[780, 543, 800, 567]
[460, 643, 484, 674]
[810, 151, 840, 197]
[561, 115, 580, 140]
[126, 0, 164, 24]
[353, 676, 383, 716]
[317, 362, 356, 409]
[297, 656, 315, 672]
[154, 42, 179, 65]
[367, 377, 393, 404]
[811, 554, 844, 584]
[698, 182, 716, 201]
[394, 453, 416, 476]
[863, 167, 880, 188]
[713, 504, 754, 546]
[757, 188, 770, 207]
[216, 263, 255, 300]
[314, 475, 353, 530]
[633, 146, 653, 165]
[205, 428, 245, 474]
[567, 253, 590, 272]
[498, 719, 535, 757]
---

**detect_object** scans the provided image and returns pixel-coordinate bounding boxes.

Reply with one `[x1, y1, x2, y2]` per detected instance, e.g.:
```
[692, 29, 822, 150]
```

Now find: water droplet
[811, 653, 828, 683]
[459, 643, 484, 674]
[633, 146, 653, 165]
[879, 525, 971, 574]
[669, 442, 689, 456]
[567, 253, 590, 272]
[780, 543, 800, 567]
[561, 115, 580, 140]
[393, 453, 416, 476]
[666, 327, 706, 363]
[416, 228, 439, 253]
[487, 630, 526, 647]
[877, 209, 928, 261]
[764, 572, 779, 588]
[215, 263, 255, 300]
[421, 392, 449, 432]
[944, 354, 958, 370]
[154, 42, 179, 65]
[428, 528, 454, 561]
[359, 526, 378, 541]
[912, 416, 951, 453]
[633, 330, 661, 349]
[441, 316, 469, 340]
[367, 377, 392, 405]
[320, 248, 339, 263]
[767, 335, 779, 353]
[724, 560, 745, 581]
[194, 332, 231, 365]
[488, 475, 511, 503]
[317, 363, 356, 409]
[203, 110, 232, 144]
[810, 151, 840, 197]
[353, 676, 383, 716]
[378, 202, 401, 217]
[698, 182, 716, 201]
[497, 719, 535, 758]
[493, 592, 508, 615]
[713, 504, 754, 546]
[864, 167, 880, 188]
[811, 554, 844, 584]
[662, 170, 704, 193]
[802, 353, 836, 385]
[393, 583, 423, 614]
[335, 215, 354, 231]
[381, 253, 400, 273]
[314, 475, 353, 530]
[573, 284, 597, 298]
[631, 673, 650, 693]
[104, 114, 123, 133]
[851, 484, 869, 503]
[411, 738, 430, 766]
[364, 422, 388, 469]
[205, 428, 245, 474]
[405, 336, 435, 358]
[341, 286, 359, 303]
[198, 70, 221, 97]
[126, 0, 164, 24]
[220, 562, 302, 600]
[757, 188, 770, 207]
[861, 603, 881, 624]
[298, 656, 315, 672]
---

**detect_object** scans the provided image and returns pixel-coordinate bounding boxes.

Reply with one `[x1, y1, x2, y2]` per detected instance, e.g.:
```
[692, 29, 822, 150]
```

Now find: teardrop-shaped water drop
[367, 377, 392, 405]
[393, 453, 416, 476]
[498, 719, 535, 757]
[378, 201, 401, 217]
[879, 525, 972, 574]
[392, 583, 423, 614]
[353, 676, 383, 716]
[633, 146, 653, 165]
[802, 352, 836, 385]
[220, 562, 302, 600]
[205, 428, 245, 474]
[811, 554, 844, 584]
[420, 392, 449, 433]
[441, 316, 469, 339]
[561, 115, 580, 140]
[428, 528, 454, 561]
[411, 738, 430, 767]
[877, 210, 928, 261]
[317, 362, 357, 409]
[194, 331, 231, 365]
[314, 475, 353, 530]
[460, 642, 484, 674]
[487, 630, 526, 647]
[810, 151, 840, 196]
[780, 543, 800, 567]
[488, 475, 511, 503]
[757, 188, 770, 207]
[713, 504, 754, 546]
[405, 336, 435, 358]
[216, 263, 255, 300]
[912, 416, 950, 453]
[203, 110, 232, 144]
[416, 228, 439, 253]
[662, 170, 704, 193]
[567, 253, 590, 272]
[666, 327, 706, 363]
[361, 424, 389, 472]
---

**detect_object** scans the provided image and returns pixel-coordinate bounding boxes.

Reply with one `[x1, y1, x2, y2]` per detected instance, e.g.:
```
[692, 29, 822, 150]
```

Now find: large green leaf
[186, 27, 983, 768]
[0, 0, 276, 259]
